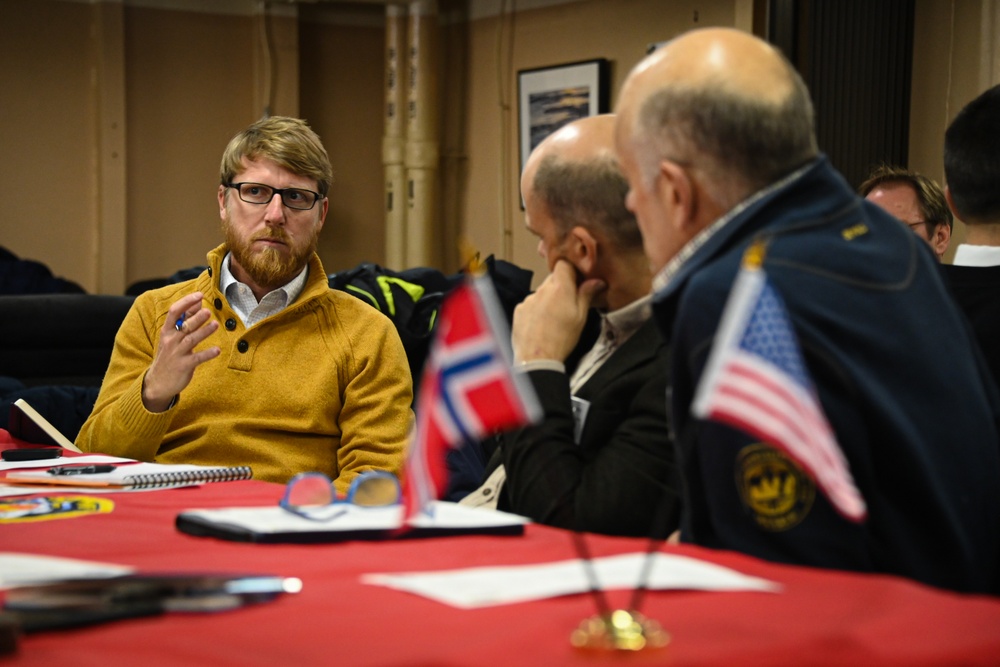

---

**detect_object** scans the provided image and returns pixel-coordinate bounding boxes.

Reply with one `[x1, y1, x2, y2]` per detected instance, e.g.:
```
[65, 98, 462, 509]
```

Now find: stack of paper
[362, 552, 781, 608]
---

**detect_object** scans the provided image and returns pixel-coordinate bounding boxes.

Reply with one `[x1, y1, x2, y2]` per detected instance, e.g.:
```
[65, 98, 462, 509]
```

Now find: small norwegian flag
[402, 274, 541, 519]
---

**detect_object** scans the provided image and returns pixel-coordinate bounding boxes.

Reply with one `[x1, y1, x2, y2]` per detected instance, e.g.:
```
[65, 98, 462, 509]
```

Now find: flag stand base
[570, 610, 670, 651]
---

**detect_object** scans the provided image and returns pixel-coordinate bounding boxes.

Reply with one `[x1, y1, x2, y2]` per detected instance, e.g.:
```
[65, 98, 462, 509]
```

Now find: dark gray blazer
[496, 318, 680, 537]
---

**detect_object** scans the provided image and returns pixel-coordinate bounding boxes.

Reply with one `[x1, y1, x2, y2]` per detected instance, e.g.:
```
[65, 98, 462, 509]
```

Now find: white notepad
[4, 461, 253, 490]
[176, 501, 528, 543]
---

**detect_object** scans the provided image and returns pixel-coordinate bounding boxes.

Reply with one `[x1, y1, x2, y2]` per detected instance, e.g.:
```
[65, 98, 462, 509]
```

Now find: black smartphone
[1, 448, 62, 462]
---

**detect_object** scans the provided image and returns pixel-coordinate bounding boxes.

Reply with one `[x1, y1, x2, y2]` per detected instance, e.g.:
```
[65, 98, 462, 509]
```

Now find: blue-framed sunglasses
[279, 470, 401, 522]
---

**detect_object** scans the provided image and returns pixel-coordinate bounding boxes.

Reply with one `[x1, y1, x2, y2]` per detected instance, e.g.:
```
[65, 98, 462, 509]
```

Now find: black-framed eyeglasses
[279, 470, 401, 522]
[226, 182, 322, 211]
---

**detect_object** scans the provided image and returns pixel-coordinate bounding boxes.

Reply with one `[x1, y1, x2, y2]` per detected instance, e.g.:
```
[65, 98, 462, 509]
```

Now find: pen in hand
[47, 465, 117, 476]
[174, 312, 187, 332]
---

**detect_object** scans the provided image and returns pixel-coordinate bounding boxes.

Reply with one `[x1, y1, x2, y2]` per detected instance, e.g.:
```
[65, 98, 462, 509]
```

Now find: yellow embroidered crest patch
[736, 444, 814, 531]
[0, 496, 114, 523]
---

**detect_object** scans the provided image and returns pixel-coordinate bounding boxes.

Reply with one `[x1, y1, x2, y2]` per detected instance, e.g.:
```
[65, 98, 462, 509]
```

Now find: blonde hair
[219, 116, 333, 196]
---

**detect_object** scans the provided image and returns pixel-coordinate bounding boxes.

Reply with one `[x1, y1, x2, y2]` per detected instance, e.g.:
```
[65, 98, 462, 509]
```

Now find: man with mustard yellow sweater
[76, 116, 413, 494]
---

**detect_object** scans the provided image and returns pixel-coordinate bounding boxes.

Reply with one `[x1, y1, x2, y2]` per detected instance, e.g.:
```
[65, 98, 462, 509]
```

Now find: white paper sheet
[0, 484, 134, 497]
[361, 552, 781, 608]
[0, 455, 140, 497]
[0, 454, 135, 472]
[0, 552, 134, 589]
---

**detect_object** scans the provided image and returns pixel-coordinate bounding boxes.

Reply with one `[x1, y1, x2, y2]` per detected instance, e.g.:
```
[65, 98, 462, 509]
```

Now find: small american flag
[402, 274, 542, 519]
[692, 249, 866, 522]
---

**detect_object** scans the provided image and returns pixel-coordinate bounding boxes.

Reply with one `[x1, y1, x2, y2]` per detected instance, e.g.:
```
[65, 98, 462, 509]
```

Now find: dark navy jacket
[653, 157, 1000, 594]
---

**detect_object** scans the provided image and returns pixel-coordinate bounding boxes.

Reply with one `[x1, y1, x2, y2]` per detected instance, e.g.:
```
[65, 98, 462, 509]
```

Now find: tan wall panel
[3, 0, 996, 293]
[300, 21, 387, 274]
[124, 6, 260, 286]
[0, 0, 98, 291]
[910, 0, 992, 261]
[460, 0, 739, 285]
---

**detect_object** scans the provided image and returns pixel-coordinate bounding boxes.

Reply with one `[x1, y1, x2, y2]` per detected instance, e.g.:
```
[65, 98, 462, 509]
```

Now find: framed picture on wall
[517, 59, 610, 177]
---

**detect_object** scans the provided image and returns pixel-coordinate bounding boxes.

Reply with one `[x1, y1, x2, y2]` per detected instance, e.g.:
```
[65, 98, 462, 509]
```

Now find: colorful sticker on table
[0, 495, 115, 523]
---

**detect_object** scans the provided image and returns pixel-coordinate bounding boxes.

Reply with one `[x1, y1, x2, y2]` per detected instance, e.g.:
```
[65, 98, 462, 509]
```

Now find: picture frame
[517, 59, 611, 177]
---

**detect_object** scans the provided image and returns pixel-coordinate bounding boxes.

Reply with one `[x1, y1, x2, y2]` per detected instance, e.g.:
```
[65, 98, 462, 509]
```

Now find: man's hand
[512, 260, 606, 364]
[142, 292, 221, 412]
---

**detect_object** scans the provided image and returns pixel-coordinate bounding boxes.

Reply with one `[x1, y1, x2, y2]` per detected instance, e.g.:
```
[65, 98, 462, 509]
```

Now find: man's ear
[317, 197, 329, 231]
[218, 185, 228, 220]
[566, 225, 599, 275]
[658, 159, 696, 231]
[932, 222, 951, 259]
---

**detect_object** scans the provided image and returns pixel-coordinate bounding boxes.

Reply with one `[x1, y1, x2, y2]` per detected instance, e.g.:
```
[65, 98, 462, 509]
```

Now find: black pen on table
[47, 465, 117, 476]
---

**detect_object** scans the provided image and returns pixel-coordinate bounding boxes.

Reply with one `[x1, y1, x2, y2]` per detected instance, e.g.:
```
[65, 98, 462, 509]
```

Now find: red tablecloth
[2, 433, 1000, 666]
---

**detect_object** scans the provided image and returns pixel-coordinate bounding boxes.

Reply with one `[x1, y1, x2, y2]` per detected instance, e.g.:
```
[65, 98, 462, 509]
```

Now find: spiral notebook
[3, 462, 253, 490]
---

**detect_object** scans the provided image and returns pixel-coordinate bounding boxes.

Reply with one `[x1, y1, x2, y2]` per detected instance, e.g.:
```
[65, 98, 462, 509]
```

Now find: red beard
[223, 218, 319, 291]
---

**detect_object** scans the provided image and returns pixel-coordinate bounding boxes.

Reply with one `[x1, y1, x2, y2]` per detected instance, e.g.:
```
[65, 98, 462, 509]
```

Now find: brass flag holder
[570, 609, 670, 652]
[568, 240, 776, 650]
[567, 528, 671, 652]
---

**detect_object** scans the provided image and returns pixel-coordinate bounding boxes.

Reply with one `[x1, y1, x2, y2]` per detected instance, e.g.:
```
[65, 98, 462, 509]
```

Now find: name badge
[571, 396, 590, 445]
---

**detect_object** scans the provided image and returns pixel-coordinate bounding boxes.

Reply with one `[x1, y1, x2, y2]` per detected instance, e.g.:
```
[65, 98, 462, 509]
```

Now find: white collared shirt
[569, 294, 652, 392]
[219, 252, 309, 328]
[952, 244, 1000, 267]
